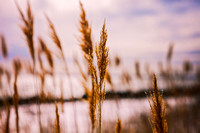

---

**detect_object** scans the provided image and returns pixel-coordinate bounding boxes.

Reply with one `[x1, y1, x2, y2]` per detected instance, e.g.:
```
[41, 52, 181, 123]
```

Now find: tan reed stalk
[15, 1, 35, 65]
[55, 102, 61, 133]
[46, 14, 79, 133]
[147, 74, 168, 133]
[115, 117, 122, 133]
[95, 21, 109, 133]
[4, 102, 10, 133]
[13, 59, 22, 133]
[0, 35, 8, 58]
[37, 47, 46, 98]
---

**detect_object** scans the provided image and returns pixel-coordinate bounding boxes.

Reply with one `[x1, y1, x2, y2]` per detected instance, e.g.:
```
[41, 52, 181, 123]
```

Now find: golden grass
[147, 74, 168, 133]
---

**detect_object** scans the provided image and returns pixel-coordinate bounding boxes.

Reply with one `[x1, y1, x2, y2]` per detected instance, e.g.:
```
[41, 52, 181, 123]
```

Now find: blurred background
[0, 0, 200, 132]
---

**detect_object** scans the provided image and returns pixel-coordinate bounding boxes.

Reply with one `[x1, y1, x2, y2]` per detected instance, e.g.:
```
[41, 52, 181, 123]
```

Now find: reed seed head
[79, 1, 93, 61]
[38, 37, 54, 71]
[147, 74, 168, 133]
[0, 35, 8, 58]
[46, 15, 62, 52]
[16, 1, 35, 64]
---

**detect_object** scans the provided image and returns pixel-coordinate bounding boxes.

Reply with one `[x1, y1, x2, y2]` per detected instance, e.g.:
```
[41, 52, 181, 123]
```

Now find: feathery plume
[79, 2, 93, 61]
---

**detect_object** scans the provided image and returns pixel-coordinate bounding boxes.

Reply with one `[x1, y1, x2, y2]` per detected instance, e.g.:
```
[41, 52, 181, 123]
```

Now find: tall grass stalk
[13, 59, 22, 133]
[79, 2, 97, 132]
[55, 102, 61, 133]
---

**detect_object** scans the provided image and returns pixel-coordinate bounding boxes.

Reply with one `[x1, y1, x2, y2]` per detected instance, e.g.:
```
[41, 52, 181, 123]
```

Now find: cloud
[0, 0, 199, 66]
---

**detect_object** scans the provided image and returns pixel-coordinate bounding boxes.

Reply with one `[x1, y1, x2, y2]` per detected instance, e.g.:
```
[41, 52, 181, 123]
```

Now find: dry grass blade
[0, 35, 8, 58]
[55, 102, 61, 133]
[79, 2, 93, 61]
[115, 118, 122, 133]
[15, 1, 35, 65]
[147, 74, 168, 133]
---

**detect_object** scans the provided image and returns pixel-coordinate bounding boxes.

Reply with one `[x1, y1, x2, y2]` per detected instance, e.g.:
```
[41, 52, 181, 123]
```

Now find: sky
[0, 0, 200, 68]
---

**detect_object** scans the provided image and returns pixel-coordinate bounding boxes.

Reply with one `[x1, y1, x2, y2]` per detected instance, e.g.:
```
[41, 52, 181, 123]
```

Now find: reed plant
[147, 74, 168, 133]
[79, 2, 109, 132]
